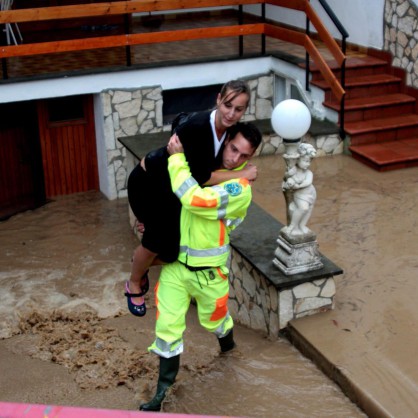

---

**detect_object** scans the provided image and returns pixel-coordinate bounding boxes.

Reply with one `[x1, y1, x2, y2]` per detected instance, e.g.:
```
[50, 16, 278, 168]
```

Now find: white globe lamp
[271, 99, 312, 139]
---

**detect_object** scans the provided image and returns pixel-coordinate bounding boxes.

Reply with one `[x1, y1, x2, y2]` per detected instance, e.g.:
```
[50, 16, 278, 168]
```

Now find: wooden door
[37, 95, 99, 197]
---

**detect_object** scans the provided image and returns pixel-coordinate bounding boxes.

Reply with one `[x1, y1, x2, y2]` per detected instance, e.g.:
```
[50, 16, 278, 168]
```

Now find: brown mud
[0, 166, 367, 417]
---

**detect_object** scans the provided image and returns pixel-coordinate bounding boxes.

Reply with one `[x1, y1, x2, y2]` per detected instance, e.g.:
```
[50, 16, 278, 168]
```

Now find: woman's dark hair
[219, 80, 250, 107]
[228, 122, 262, 152]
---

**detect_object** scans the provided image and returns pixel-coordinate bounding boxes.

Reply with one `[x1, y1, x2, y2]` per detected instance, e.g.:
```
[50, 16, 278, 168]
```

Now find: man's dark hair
[228, 122, 262, 151]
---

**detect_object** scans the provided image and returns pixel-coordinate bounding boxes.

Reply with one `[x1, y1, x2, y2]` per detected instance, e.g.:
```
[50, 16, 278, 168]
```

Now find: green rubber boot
[218, 329, 236, 353]
[139, 355, 180, 412]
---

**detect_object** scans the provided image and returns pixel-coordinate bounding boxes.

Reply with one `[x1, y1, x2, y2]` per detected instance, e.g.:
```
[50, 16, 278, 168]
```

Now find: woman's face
[215, 90, 249, 132]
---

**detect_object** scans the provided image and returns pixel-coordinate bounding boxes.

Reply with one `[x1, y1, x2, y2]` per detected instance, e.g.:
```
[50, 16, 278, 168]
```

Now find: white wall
[0, 57, 274, 199]
[245, 0, 385, 49]
[0, 58, 272, 104]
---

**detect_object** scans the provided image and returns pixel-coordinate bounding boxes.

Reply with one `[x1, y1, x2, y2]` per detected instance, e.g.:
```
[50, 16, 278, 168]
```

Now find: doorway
[0, 94, 99, 220]
[0, 101, 45, 220]
[37, 95, 99, 198]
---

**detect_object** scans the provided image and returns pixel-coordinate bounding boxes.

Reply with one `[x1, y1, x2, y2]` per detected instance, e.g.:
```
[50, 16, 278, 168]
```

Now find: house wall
[0, 57, 271, 105]
[0, 56, 341, 201]
[384, 0, 418, 88]
[244, 0, 386, 49]
[100, 75, 276, 200]
[97, 71, 343, 201]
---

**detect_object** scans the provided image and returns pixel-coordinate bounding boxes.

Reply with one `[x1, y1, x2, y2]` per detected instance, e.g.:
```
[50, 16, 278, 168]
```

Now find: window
[47, 96, 85, 123]
[162, 84, 223, 125]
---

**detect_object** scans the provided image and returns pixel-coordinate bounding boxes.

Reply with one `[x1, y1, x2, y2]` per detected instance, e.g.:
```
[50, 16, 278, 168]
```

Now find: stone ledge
[230, 202, 343, 290]
[117, 117, 340, 161]
[228, 202, 343, 335]
[254, 117, 339, 138]
[118, 132, 169, 160]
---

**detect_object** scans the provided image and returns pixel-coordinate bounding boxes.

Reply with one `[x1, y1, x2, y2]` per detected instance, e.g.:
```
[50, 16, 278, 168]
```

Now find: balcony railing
[0, 0, 346, 131]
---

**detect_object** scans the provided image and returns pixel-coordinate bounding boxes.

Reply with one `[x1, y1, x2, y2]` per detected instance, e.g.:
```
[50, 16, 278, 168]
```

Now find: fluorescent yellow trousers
[148, 261, 233, 358]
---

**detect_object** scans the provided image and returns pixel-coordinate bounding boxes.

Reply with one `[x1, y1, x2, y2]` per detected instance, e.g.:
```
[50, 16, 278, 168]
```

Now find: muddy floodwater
[0, 166, 366, 417]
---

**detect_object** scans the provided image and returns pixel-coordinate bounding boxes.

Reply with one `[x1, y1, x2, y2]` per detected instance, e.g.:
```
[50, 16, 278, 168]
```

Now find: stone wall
[101, 86, 164, 199]
[384, 0, 418, 87]
[100, 73, 343, 200]
[257, 130, 343, 159]
[229, 249, 336, 338]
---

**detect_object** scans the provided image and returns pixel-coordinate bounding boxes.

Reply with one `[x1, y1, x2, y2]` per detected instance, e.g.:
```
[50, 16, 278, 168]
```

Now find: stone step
[325, 93, 416, 123]
[345, 113, 418, 142]
[312, 73, 402, 102]
[308, 56, 389, 82]
[349, 138, 418, 171]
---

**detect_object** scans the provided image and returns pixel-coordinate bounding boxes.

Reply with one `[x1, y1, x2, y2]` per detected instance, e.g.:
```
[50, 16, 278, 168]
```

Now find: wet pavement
[0, 179, 364, 417]
[0, 153, 417, 417]
[251, 154, 418, 418]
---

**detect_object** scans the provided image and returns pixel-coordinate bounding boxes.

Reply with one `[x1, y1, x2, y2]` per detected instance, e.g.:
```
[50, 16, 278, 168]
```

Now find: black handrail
[317, 0, 349, 43]
[306, 0, 348, 138]
[261, 2, 266, 54]
[239, 5, 244, 56]
[305, 15, 310, 92]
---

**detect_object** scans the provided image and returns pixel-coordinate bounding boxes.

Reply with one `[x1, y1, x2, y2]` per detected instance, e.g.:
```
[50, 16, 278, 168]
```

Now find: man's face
[222, 133, 255, 170]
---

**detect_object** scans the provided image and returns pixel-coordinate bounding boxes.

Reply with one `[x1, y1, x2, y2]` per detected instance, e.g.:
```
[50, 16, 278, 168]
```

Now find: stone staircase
[308, 54, 418, 171]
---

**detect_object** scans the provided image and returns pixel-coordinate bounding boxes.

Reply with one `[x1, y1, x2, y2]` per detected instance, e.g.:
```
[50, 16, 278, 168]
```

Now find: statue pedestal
[229, 203, 342, 336]
[273, 233, 323, 275]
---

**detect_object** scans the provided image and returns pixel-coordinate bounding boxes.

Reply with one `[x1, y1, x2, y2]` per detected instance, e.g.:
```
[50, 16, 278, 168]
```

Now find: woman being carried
[125, 80, 257, 316]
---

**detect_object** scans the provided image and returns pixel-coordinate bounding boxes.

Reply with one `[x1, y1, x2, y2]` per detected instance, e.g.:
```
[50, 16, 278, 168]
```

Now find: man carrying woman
[125, 80, 257, 316]
[140, 121, 262, 411]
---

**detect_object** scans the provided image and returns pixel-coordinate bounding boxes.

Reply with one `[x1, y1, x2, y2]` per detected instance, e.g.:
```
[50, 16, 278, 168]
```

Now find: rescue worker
[139, 121, 262, 412]
[125, 80, 255, 317]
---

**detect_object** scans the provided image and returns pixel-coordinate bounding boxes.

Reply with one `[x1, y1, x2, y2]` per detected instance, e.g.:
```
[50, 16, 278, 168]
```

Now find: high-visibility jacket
[168, 153, 252, 268]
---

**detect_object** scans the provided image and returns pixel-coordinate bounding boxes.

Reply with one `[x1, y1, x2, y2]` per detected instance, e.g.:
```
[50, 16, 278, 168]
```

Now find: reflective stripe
[223, 217, 244, 228]
[213, 312, 233, 338]
[180, 244, 230, 258]
[175, 177, 198, 199]
[218, 207, 227, 220]
[212, 185, 229, 219]
[149, 337, 183, 358]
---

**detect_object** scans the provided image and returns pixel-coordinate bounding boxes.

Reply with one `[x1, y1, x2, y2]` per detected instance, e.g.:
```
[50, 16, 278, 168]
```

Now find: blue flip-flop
[124, 282, 146, 317]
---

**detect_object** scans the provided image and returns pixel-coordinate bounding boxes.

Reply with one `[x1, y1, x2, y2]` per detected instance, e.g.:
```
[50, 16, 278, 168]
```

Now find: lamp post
[271, 99, 312, 159]
[271, 99, 323, 275]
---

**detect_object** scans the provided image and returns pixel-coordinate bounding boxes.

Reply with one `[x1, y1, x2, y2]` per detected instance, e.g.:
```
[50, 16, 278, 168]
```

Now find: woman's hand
[167, 134, 184, 155]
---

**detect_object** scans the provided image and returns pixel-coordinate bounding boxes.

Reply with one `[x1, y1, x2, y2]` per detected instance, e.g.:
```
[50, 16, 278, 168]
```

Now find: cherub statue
[281, 143, 317, 239]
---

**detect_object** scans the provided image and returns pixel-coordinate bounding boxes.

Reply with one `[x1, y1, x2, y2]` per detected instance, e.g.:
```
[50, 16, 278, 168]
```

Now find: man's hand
[240, 163, 258, 183]
[167, 134, 184, 155]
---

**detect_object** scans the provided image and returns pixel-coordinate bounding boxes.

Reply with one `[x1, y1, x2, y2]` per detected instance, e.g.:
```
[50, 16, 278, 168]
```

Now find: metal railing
[305, 0, 348, 137]
[0, 0, 347, 134]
